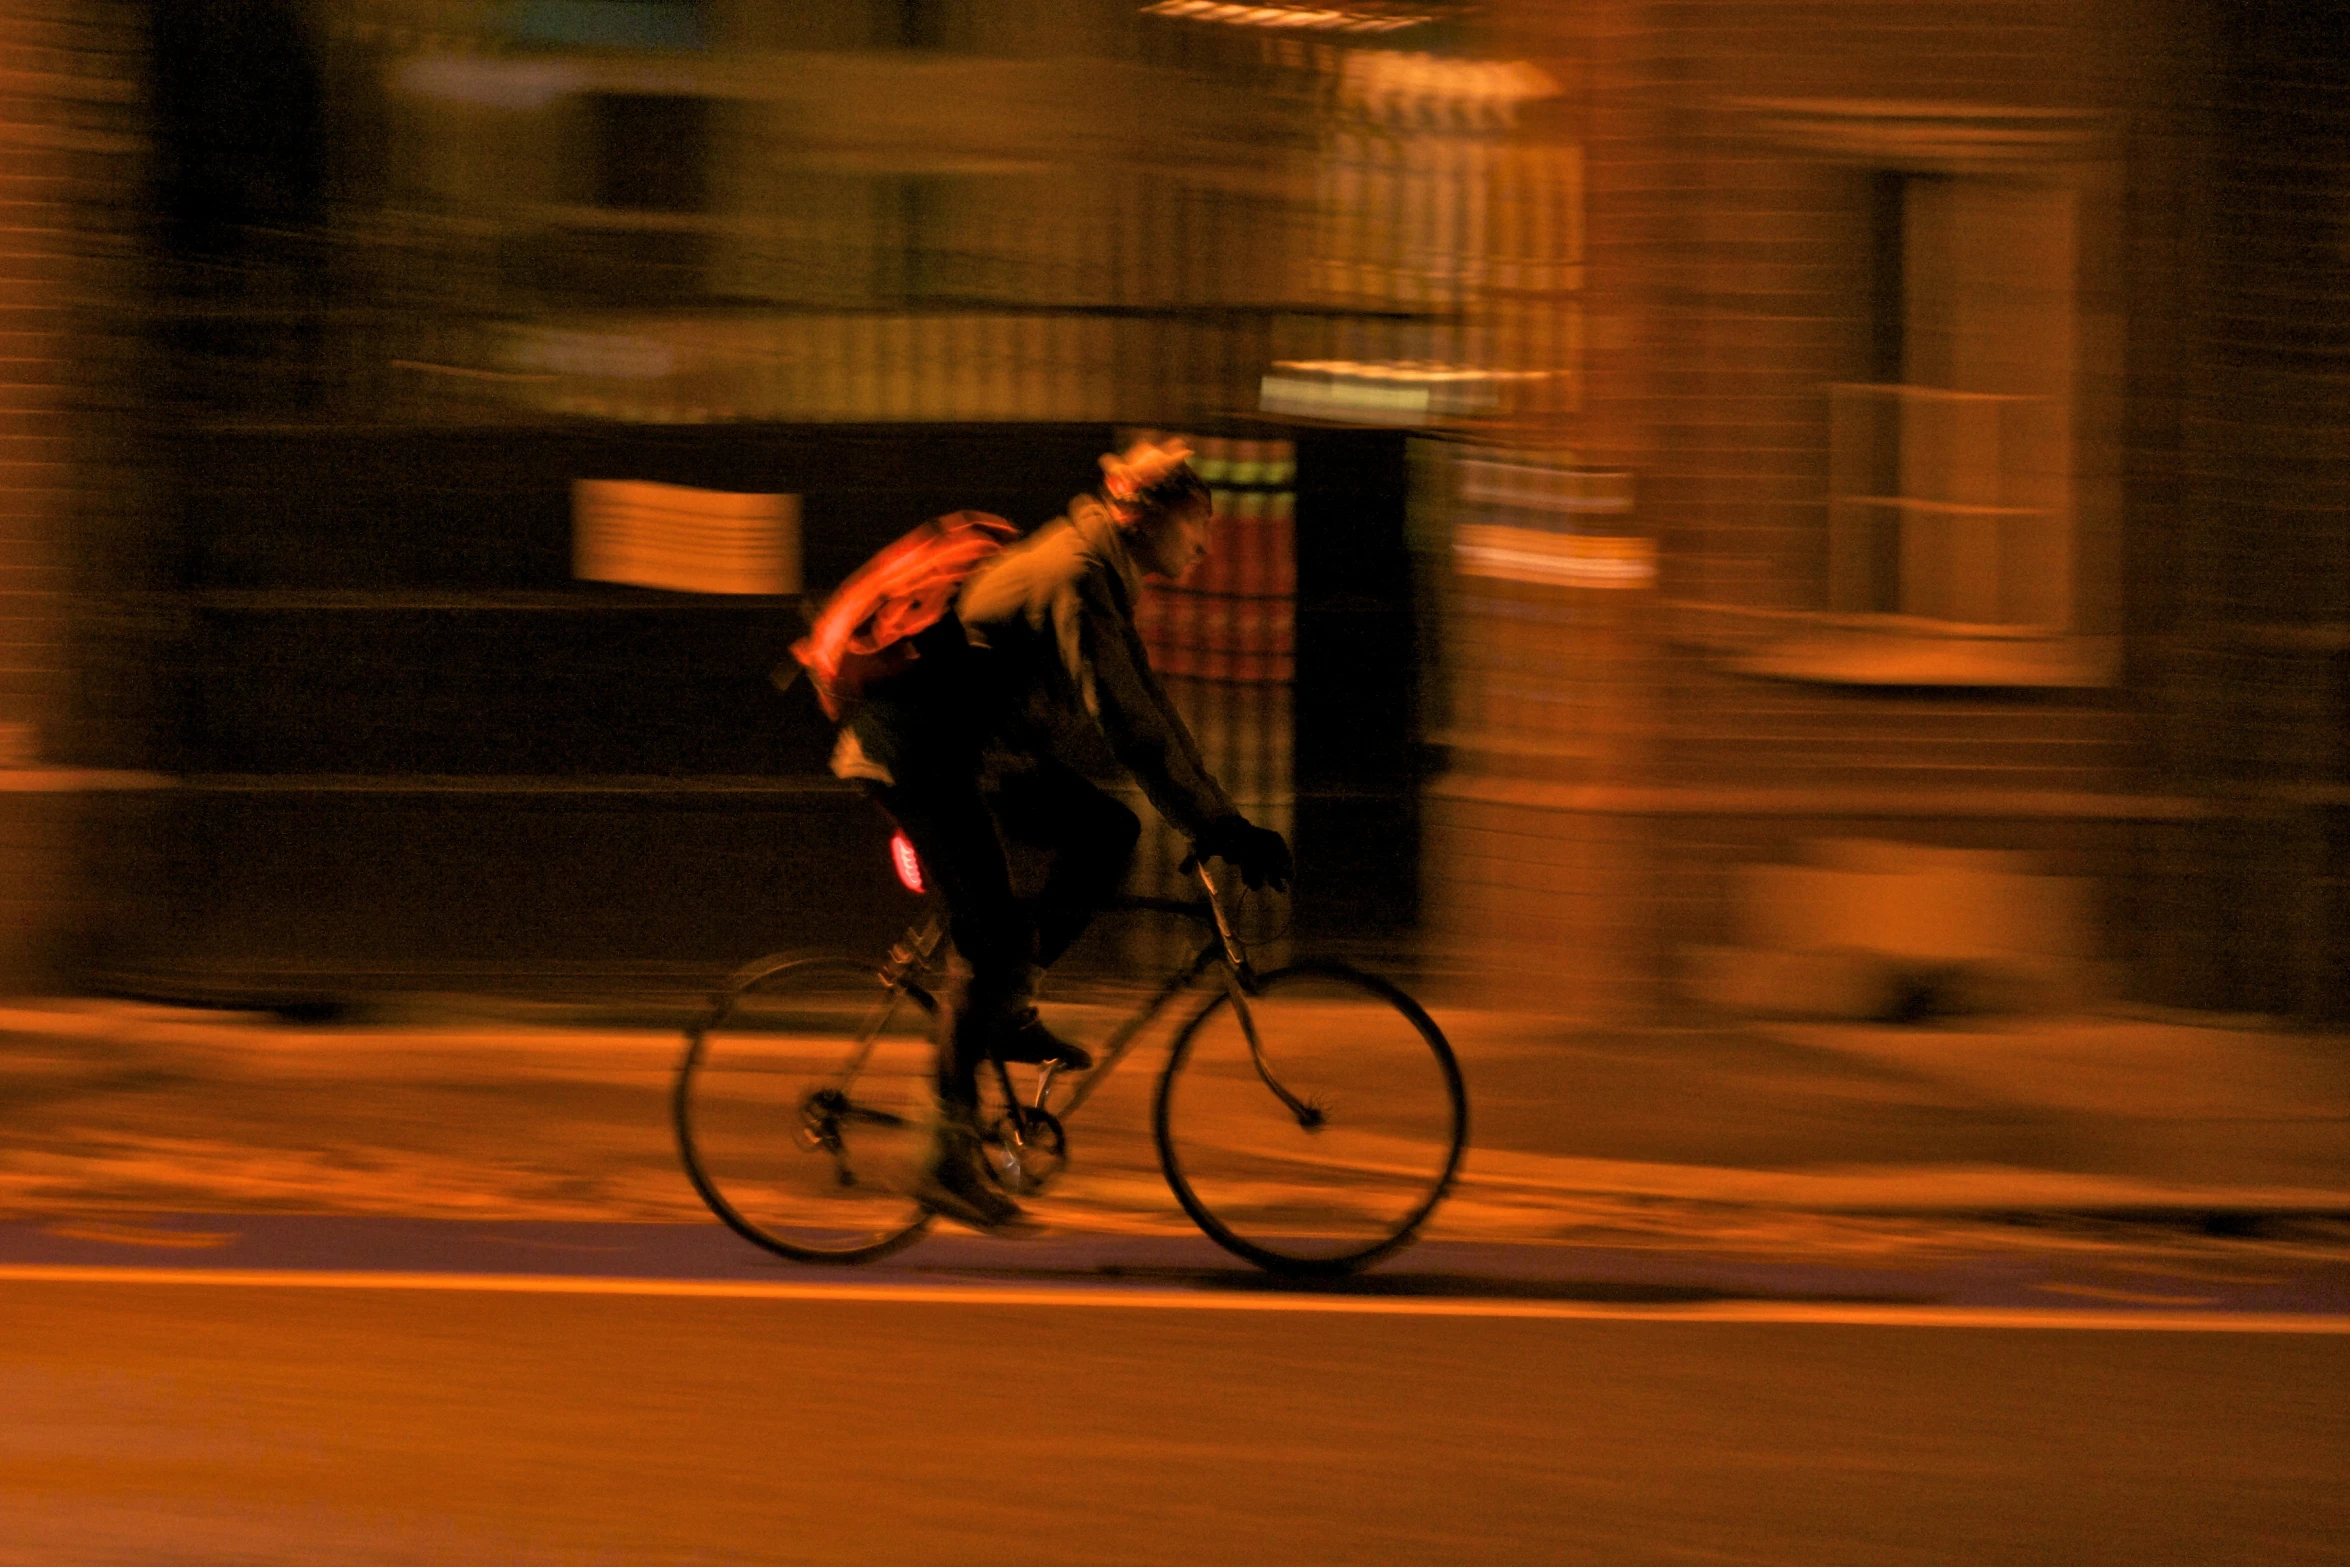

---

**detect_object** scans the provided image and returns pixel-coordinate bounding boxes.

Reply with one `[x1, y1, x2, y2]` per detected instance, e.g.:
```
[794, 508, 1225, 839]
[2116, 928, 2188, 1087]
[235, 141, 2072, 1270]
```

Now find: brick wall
[0, 0, 142, 988]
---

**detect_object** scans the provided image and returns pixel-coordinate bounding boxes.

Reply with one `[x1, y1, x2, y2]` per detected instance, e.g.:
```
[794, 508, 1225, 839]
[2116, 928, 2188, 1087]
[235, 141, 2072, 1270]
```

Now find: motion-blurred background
[2, 0, 2343, 1025]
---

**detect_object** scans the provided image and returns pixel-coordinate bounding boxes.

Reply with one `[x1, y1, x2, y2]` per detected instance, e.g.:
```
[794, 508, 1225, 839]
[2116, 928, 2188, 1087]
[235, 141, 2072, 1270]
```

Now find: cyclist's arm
[1060, 567, 1234, 841]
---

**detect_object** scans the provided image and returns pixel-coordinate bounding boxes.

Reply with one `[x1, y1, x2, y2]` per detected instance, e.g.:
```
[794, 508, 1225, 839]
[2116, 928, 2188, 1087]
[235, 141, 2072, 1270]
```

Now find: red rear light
[889, 831, 926, 895]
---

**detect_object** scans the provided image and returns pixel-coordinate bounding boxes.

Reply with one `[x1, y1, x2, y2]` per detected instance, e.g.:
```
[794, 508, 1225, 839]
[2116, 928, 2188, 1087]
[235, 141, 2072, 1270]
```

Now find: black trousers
[869, 755, 1140, 1106]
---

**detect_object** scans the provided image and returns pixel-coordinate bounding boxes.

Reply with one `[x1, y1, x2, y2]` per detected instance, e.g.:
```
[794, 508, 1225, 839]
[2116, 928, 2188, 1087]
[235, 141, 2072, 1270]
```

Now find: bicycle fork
[1194, 862, 1324, 1132]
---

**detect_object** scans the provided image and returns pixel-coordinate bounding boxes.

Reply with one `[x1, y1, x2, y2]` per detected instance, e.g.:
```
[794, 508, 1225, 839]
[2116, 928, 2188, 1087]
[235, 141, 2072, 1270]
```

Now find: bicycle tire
[674, 951, 936, 1264]
[1154, 961, 1467, 1276]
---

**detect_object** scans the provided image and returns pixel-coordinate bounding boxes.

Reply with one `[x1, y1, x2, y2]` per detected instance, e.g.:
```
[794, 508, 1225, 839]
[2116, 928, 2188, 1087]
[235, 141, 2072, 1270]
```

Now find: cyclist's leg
[865, 772, 1033, 1108]
[862, 775, 1040, 1233]
[990, 756, 1141, 970]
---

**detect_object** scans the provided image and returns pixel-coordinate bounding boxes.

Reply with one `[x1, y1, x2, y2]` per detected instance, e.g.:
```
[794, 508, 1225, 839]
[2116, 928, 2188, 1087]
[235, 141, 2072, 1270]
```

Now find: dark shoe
[913, 1118, 1037, 1235]
[991, 1007, 1093, 1071]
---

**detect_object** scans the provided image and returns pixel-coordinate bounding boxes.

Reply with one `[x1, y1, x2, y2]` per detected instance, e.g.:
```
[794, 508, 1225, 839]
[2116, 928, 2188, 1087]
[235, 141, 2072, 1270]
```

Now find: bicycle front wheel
[674, 952, 936, 1264]
[1155, 962, 1467, 1276]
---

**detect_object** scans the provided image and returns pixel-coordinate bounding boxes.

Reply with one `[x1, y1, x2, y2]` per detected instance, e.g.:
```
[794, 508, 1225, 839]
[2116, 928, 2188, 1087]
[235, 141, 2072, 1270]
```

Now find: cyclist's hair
[1100, 438, 1209, 522]
[1129, 463, 1210, 518]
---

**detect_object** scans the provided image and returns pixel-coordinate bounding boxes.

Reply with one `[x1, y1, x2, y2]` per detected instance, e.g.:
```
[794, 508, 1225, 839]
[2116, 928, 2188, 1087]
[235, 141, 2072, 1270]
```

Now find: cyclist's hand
[1196, 816, 1292, 893]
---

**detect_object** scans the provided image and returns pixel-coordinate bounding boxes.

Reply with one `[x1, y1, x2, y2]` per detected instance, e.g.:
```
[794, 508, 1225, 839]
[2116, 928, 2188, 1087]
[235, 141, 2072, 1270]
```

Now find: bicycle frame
[1013, 916, 1221, 1126]
[875, 861, 1314, 1150]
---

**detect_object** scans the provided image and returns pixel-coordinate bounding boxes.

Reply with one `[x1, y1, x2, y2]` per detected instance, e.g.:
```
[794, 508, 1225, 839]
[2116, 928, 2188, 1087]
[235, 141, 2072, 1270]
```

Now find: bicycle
[673, 846, 1468, 1277]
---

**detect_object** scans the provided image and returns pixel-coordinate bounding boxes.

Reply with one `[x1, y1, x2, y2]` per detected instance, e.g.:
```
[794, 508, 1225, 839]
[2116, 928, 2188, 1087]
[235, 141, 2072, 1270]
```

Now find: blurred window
[508, 0, 706, 51]
[1827, 172, 2077, 635]
[587, 94, 712, 213]
[1713, 100, 2114, 686]
[524, 93, 717, 306]
[1828, 385, 2056, 626]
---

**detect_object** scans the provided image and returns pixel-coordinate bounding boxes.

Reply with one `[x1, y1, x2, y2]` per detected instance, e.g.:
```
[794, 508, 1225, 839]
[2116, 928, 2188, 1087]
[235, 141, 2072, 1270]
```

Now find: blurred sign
[1261, 361, 1550, 425]
[1459, 459, 1633, 517]
[573, 480, 801, 596]
[1454, 526, 1655, 589]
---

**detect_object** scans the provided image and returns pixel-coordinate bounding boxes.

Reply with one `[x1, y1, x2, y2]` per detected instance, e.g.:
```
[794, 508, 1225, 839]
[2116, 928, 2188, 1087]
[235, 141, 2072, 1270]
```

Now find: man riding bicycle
[819, 438, 1293, 1232]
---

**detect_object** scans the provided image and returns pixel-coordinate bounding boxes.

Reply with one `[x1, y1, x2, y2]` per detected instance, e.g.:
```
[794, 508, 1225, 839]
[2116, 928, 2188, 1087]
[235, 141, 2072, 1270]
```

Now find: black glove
[1196, 815, 1293, 893]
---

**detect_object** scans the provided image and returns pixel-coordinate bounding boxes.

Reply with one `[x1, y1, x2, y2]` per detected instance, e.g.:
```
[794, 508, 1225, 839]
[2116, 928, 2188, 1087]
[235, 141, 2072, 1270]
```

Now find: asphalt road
[3, 1269, 2345, 1566]
[4, 995, 2346, 1563]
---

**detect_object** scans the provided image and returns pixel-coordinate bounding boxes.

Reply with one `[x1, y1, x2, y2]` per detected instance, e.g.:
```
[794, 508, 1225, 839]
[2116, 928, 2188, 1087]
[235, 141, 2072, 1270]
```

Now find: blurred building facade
[1424, 1, 2348, 1024]
[2, 1, 2345, 1024]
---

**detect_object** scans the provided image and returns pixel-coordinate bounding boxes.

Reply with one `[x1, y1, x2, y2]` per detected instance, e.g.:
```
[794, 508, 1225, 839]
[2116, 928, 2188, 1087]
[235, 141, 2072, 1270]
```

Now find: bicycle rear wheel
[1155, 961, 1467, 1276]
[674, 952, 936, 1264]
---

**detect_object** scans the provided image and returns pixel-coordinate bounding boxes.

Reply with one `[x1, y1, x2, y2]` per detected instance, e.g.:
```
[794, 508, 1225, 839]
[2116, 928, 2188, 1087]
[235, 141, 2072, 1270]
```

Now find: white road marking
[1, 1264, 2345, 1333]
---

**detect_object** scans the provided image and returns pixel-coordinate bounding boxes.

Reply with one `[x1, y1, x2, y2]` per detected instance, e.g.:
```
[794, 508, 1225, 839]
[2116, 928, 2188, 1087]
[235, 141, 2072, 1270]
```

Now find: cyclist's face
[1131, 497, 1211, 581]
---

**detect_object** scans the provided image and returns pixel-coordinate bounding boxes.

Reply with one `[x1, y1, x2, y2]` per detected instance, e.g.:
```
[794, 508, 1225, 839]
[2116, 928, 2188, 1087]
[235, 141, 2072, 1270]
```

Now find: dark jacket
[833, 495, 1234, 838]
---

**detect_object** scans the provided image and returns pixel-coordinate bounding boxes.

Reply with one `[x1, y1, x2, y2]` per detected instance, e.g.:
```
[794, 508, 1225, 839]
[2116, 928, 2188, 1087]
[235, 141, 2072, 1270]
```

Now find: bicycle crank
[984, 1108, 1067, 1196]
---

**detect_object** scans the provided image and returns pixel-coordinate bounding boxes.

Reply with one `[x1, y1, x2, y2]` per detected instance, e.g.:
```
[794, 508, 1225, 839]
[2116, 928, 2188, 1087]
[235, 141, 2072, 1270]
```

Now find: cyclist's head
[1100, 438, 1209, 523]
[1100, 438, 1212, 581]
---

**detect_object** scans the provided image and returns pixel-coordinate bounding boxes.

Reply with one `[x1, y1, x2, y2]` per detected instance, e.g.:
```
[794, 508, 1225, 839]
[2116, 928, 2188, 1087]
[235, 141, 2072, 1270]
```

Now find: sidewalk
[1, 993, 2345, 1253]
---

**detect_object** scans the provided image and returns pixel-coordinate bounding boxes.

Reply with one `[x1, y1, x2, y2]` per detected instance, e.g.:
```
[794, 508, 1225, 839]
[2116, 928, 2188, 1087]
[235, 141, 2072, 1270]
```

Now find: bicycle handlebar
[1110, 857, 1281, 957]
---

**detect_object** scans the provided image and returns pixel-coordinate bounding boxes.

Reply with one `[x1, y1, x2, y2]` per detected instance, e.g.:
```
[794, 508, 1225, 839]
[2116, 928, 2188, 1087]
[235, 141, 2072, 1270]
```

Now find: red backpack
[789, 509, 1018, 721]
